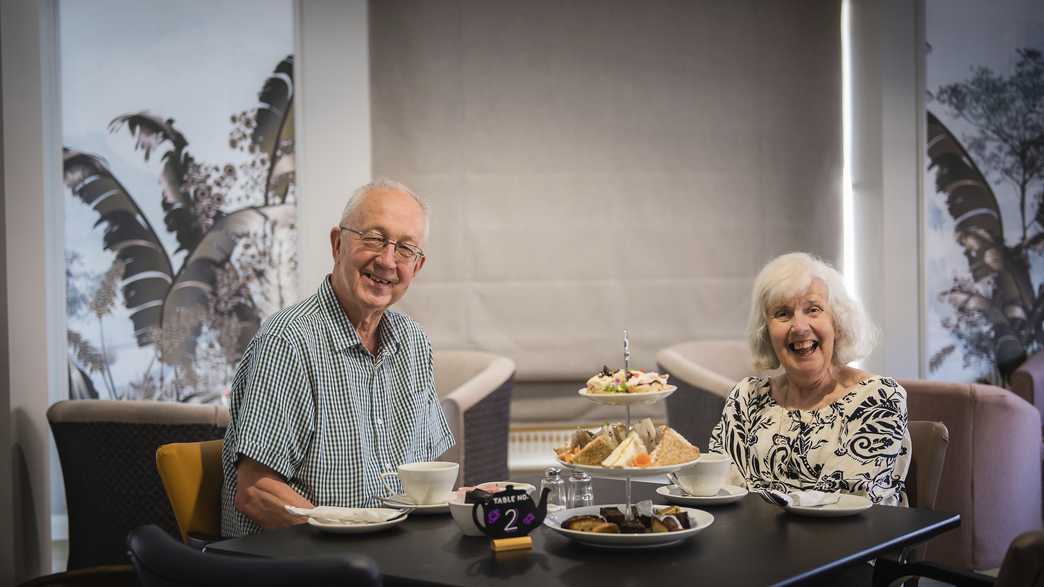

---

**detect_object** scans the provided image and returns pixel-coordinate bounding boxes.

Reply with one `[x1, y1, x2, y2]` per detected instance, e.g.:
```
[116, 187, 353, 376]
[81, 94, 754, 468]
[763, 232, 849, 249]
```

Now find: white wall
[295, 0, 372, 295]
[848, 0, 924, 378]
[371, 0, 844, 378]
[1, 0, 63, 581]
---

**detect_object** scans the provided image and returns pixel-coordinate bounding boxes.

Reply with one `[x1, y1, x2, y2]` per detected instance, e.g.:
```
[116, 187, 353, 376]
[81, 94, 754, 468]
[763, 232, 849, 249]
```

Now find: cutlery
[755, 489, 791, 508]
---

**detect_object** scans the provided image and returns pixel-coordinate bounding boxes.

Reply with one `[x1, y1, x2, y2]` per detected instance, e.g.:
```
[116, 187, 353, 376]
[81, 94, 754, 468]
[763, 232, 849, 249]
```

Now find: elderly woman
[709, 252, 910, 505]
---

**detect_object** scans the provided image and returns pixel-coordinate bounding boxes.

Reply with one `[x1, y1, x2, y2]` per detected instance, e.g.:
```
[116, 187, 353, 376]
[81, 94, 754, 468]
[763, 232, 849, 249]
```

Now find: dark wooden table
[207, 477, 959, 586]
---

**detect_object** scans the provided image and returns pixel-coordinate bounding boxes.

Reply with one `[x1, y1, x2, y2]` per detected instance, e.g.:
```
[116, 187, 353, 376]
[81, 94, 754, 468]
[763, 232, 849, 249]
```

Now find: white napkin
[785, 490, 842, 507]
[286, 505, 403, 524]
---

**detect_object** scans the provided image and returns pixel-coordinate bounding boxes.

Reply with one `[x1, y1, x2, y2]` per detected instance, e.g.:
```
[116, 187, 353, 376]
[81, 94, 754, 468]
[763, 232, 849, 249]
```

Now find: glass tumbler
[567, 471, 594, 508]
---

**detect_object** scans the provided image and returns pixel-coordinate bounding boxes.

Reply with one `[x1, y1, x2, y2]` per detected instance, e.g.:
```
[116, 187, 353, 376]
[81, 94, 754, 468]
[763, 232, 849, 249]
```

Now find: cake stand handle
[625, 403, 632, 519]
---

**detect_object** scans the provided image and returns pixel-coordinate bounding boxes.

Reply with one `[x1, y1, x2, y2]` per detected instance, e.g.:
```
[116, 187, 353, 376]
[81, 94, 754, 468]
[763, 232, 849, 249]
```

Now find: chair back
[656, 340, 756, 448]
[433, 350, 515, 485]
[127, 524, 381, 587]
[47, 399, 229, 570]
[906, 420, 949, 511]
[996, 530, 1044, 587]
[156, 439, 225, 544]
[903, 420, 949, 565]
[900, 378, 1042, 571]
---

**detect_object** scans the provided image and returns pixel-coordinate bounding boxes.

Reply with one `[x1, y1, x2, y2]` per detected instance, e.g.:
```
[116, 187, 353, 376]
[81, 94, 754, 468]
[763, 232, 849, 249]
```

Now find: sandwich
[634, 418, 662, 451]
[571, 432, 619, 465]
[601, 431, 649, 468]
[585, 366, 671, 394]
[625, 370, 670, 393]
[649, 427, 701, 466]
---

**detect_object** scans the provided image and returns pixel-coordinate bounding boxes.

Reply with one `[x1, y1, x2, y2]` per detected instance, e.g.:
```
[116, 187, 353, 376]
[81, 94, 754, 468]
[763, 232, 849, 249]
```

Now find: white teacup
[380, 461, 459, 505]
[671, 452, 731, 497]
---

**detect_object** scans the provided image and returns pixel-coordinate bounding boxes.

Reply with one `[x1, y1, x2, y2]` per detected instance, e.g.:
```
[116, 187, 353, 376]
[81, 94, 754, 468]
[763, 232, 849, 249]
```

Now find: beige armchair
[655, 340, 757, 448]
[433, 350, 516, 486]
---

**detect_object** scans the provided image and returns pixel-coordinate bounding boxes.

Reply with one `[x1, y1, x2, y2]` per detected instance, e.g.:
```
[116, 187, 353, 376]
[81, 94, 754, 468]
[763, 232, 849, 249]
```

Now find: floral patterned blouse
[709, 376, 911, 506]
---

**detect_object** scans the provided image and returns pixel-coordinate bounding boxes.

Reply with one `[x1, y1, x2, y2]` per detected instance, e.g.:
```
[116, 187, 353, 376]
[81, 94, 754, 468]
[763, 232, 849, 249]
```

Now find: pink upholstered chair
[1011, 351, 1044, 428]
[900, 379, 1043, 571]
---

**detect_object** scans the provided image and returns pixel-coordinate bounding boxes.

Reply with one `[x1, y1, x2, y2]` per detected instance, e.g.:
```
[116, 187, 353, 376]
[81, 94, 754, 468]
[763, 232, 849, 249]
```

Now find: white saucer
[380, 494, 451, 515]
[307, 510, 408, 534]
[657, 484, 748, 506]
[784, 493, 872, 517]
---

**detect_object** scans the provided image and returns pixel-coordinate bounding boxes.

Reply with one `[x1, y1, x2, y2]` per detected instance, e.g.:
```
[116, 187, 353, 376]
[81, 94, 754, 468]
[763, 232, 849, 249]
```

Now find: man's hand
[234, 456, 315, 529]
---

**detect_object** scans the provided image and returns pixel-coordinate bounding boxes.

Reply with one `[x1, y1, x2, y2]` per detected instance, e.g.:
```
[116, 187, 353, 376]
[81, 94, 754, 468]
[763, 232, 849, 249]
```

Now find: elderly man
[220, 179, 454, 537]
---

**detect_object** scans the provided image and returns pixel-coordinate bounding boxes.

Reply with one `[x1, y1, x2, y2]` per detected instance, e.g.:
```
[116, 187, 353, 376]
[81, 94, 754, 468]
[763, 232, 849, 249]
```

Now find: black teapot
[471, 485, 550, 539]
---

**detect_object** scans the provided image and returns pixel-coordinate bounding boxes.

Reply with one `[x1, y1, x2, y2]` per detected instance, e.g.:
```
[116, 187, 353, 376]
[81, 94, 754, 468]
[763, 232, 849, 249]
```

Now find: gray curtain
[373, 0, 842, 379]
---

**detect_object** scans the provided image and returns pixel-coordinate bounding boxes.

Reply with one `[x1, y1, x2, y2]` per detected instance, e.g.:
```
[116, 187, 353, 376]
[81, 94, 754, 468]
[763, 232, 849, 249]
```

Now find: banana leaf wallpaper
[924, 0, 1044, 383]
[61, 1, 296, 403]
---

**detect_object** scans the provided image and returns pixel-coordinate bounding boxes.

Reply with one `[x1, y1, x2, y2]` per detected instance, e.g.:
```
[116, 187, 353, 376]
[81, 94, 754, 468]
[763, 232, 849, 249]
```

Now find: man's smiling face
[330, 187, 427, 319]
[767, 279, 836, 378]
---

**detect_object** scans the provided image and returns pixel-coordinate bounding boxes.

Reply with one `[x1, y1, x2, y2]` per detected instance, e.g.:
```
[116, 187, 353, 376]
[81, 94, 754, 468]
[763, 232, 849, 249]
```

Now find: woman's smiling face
[767, 279, 836, 378]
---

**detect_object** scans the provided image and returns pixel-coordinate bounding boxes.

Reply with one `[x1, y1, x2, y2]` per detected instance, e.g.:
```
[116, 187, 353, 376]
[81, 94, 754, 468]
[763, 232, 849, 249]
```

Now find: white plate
[557, 456, 700, 479]
[656, 484, 748, 506]
[784, 493, 873, 517]
[577, 385, 677, 406]
[306, 509, 408, 534]
[544, 504, 713, 549]
[380, 494, 451, 514]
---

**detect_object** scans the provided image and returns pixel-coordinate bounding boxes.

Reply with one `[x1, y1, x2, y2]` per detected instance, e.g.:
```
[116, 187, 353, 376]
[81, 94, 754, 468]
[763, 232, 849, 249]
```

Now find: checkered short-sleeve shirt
[220, 276, 454, 537]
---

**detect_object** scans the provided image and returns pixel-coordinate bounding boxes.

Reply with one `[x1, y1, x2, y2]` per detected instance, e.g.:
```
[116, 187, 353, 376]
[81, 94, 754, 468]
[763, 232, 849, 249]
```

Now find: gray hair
[747, 252, 877, 370]
[339, 178, 430, 239]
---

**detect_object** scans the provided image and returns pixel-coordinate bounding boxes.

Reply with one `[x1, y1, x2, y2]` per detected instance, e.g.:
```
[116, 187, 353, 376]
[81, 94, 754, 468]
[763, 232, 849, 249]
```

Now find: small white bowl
[448, 481, 536, 536]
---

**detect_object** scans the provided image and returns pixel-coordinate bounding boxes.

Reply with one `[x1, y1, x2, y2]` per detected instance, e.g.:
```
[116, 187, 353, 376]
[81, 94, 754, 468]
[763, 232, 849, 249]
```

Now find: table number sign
[472, 486, 550, 549]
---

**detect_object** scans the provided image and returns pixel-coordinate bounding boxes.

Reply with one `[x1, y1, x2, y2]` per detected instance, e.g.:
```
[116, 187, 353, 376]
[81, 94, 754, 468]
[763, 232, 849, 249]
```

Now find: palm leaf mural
[161, 204, 295, 362]
[63, 149, 175, 344]
[252, 56, 295, 205]
[109, 112, 205, 253]
[67, 357, 99, 400]
[927, 111, 1035, 374]
[63, 56, 297, 402]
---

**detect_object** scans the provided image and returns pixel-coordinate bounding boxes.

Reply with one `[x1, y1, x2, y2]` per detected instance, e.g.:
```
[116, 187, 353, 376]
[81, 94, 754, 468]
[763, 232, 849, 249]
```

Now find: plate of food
[555, 418, 702, 479]
[578, 367, 676, 406]
[544, 503, 714, 549]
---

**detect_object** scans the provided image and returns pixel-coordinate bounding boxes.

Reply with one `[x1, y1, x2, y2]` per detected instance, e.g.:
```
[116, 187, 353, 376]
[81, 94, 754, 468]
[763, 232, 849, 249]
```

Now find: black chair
[47, 399, 229, 569]
[127, 524, 382, 587]
[874, 530, 1044, 587]
[16, 565, 137, 587]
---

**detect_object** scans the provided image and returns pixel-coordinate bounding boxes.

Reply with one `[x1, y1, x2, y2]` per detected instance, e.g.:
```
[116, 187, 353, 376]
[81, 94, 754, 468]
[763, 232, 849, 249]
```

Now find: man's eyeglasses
[340, 226, 425, 264]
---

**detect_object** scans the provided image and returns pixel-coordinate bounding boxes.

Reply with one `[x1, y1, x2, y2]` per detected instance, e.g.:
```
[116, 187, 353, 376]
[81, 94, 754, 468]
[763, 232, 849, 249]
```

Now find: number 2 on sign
[503, 508, 518, 533]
